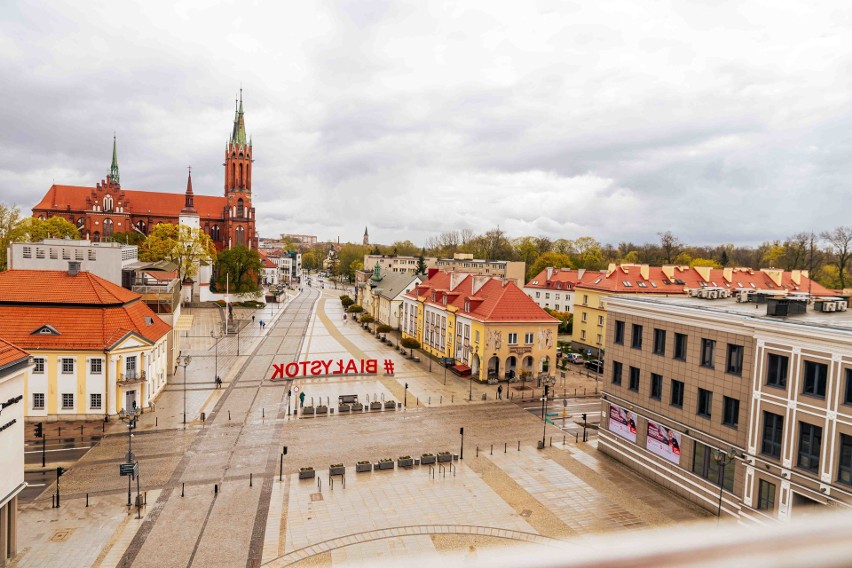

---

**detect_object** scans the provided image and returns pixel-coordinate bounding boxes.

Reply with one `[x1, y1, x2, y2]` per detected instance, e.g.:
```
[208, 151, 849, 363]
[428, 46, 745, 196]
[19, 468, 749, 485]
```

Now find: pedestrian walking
[216, 375, 222, 388]
[497, 385, 503, 399]
[299, 391, 306, 408]
[252, 315, 255, 323]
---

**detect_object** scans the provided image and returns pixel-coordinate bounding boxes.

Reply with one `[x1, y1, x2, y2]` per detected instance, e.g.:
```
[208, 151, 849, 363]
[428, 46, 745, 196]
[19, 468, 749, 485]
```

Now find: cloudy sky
[2, 1, 851, 247]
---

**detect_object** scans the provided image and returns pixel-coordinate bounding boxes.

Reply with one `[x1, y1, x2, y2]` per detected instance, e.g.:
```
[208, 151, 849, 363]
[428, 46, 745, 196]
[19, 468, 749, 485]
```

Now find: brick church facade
[32, 93, 257, 251]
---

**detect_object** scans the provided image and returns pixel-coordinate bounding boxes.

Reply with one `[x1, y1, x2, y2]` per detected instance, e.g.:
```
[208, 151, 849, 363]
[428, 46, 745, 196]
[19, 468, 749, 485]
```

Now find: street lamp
[177, 353, 192, 425]
[540, 384, 549, 448]
[714, 447, 737, 517]
[118, 406, 140, 507]
[211, 328, 222, 385]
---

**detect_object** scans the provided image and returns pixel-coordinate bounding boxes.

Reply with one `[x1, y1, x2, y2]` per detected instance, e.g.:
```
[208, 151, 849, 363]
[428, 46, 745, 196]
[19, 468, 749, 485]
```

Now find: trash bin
[481, 393, 487, 401]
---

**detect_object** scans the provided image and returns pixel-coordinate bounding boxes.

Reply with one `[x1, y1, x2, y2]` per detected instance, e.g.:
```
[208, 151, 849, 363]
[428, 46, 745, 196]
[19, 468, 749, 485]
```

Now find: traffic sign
[292, 386, 300, 393]
[119, 462, 138, 478]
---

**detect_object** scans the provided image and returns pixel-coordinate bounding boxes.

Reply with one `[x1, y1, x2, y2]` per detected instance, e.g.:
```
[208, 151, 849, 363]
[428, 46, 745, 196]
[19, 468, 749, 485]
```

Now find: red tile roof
[525, 268, 605, 290]
[574, 264, 836, 296]
[408, 272, 558, 323]
[258, 251, 277, 268]
[0, 270, 139, 305]
[0, 337, 30, 369]
[33, 185, 228, 219]
[0, 269, 170, 350]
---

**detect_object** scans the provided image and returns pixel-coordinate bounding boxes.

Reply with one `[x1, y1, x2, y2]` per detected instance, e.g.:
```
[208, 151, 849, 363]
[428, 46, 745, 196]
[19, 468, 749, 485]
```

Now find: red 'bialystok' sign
[270, 359, 381, 380]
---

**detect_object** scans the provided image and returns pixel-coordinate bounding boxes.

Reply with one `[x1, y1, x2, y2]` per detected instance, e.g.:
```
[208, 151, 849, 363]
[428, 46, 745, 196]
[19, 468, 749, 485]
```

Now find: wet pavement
[10, 284, 710, 568]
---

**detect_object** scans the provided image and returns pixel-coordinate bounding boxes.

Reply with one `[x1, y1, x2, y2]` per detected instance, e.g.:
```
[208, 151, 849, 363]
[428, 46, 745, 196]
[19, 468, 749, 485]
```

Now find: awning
[452, 364, 471, 372]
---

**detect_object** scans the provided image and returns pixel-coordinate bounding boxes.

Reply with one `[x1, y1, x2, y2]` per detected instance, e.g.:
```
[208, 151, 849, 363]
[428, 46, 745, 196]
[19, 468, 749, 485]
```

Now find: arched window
[103, 195, 113, 211]
[231, 163, 236, 188]
[211, 225, 221, 241]
[77, 217, 85, 229]
[93, 231, 101, 242]
[235, 226, 245, 247]
[103, 218, 114, 238]
[137, 220, 146, 234]
[238, 163, 244, 188]
[237, 198, 244, 218]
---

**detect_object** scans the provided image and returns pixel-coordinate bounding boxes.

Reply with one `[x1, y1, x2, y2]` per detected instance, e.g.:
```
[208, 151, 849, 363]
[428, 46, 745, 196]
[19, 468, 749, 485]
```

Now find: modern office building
[601, 291, 852, 521]
[8, 238, 138, 286]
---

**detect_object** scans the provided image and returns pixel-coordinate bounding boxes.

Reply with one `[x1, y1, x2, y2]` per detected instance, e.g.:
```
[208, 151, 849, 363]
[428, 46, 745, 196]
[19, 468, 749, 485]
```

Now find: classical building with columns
[0, 266, 171, 420]
[602, 292, 852, 522]
[32, 92, 257, 251]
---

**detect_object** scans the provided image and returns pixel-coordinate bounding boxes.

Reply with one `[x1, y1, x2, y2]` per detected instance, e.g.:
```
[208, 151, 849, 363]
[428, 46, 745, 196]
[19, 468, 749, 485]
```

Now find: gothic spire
[230, 89, 247, 146]
[182, 166, 196, 213]
[109, 134, 120, 185]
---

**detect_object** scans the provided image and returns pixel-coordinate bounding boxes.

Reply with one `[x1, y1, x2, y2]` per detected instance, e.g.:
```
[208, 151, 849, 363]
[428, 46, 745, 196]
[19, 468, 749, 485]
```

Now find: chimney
[68, 261, 81, 276]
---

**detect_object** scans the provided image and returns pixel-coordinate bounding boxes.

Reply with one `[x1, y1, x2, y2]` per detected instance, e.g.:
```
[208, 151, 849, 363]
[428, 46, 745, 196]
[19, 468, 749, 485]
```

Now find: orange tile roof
[0, 270, 139, 305]
[408, 272, 558, 323]
[525, 268, 605, 290]
[258, 251, 277, 268]
[0, 303, 170, 351]
[33, 185, 228, 219]
[0, 337, 30, 369]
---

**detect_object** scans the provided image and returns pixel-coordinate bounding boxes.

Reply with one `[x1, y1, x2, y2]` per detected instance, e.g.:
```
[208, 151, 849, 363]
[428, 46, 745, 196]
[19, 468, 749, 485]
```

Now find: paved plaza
[10, 284, 710, 568]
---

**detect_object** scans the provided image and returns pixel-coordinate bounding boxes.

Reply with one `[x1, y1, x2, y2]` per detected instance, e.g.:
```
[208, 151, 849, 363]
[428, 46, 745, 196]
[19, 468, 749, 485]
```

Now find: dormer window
[464, 301, 470, 312]
[32, 324, 60, 336]
[556, 283, 562, 289]
[622, 281, 632, 287]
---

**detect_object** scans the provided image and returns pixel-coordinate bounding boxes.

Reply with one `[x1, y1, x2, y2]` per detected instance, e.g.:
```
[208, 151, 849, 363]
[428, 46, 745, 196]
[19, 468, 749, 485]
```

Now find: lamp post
[177, 353, 192, 426]
[118, 406, 140, 507]
[211, 329, 221, 385]
[714, 447, 737, 518]
[540, 384, 549, 448]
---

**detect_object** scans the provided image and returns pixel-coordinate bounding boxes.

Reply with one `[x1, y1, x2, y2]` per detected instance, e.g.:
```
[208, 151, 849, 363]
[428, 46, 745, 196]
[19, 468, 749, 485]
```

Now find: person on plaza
[252, 315, 255, 323]
[216, 375, 222, 388]
[299, 391, 306, 408]
[497, 384, 503, 399]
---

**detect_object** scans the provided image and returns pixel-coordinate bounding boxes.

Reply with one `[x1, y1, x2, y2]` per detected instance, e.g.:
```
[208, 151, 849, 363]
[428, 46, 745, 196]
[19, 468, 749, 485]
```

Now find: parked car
[566, 353, 585, 364]
[585, 359, 604, 373]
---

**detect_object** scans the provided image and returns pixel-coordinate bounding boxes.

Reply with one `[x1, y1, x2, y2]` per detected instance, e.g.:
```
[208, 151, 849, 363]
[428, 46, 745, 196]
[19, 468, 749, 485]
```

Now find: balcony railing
[118, 370, 146, 383]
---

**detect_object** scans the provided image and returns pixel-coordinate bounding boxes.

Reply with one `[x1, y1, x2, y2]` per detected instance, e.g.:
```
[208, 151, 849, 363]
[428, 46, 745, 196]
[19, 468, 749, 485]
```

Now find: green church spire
[109, 134, 120, 185]
[230, 89, 247, 146]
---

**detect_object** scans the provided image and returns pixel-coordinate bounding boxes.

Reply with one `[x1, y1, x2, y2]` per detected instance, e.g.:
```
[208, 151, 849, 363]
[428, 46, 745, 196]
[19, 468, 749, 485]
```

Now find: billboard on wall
[646, 419, 682, 465]
[608, 403, 637, 442]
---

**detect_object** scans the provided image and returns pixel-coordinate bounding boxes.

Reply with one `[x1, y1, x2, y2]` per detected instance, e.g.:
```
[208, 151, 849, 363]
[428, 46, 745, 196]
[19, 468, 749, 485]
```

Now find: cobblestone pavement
[10, 284, 710, 568]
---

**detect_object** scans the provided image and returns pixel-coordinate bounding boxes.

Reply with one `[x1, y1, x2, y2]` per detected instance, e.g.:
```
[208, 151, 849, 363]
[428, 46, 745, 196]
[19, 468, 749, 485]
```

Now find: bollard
[58, 426, 61, 437]
[504, 442, 507, 453]
[575, 432, 579, 443]
[214, 484, 218, 495]
[428, 396, 431, 406]
[476, 446, 479, 457]
[440, 396, 443, 404]
[86, 493, 89, 507]
[518, 441, 520, 451]
[228, 411, 231, 420]
[263, 408, 265, 418]
[52, 494, 55, 508]
[250, 473, 253, 487]
[563, 435, 566, 446]
[156, 417, 158, 427]
[550, 436, 552, 447]
[81, 424, 84, 436]
[491, 444, 493, 455]
[416, 397, 419, 406]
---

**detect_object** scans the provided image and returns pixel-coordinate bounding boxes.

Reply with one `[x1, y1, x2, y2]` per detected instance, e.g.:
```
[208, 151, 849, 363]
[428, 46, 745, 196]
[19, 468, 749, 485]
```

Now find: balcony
[118, 370, 146, 385]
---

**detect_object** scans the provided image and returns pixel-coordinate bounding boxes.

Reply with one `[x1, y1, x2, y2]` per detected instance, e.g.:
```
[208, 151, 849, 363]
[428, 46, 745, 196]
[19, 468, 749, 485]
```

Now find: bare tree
[657, 231, 683, 264]
[821, 226, 852, 290]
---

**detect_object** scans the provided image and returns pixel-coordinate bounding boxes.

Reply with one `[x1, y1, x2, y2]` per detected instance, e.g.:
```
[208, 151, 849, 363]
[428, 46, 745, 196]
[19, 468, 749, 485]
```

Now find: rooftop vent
[766, 298, 807, 317]
[67, 261, 81, 276]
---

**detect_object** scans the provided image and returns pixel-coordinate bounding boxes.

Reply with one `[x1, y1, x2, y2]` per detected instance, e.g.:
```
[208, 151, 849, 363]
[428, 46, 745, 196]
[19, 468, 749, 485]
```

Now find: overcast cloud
[2, 0, 851, 247]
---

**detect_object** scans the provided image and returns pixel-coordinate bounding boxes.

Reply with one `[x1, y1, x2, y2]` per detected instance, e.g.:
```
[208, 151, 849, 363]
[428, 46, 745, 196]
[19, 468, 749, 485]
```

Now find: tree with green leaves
[111, 231, 146, 246]
[301, 251, 318, 272]
[215, 245, 262, 295]
[400, 337, 421, 357]
[527, 252, 573, 281]
[9, 216, 80, 243]
[0, 204, 23, 270]
[139, 223, 216, 282]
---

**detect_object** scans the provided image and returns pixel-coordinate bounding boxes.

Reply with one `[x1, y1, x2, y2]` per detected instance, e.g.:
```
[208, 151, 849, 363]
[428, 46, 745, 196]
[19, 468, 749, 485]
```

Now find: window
[23, 246, 31, 258]
[726, 344, 744, 375]
[524, 332, 534, 345]
[628, 366, 640, 392]
[90, 358, 102, 374]
[33, 393, 45, 410]
[700, 339, 715, 368]
[597, 315, 604, 326]
[692, 441, 734, 491]
[839, 434, 852, 486]
[697, 388, 713, 418]
[674, 333, 687, 361]
[90, 393, 102, 409]
[581, 312, 587, 323]
[62, 393, 74, 409]
[582, 294, 588, 305]
[766, 354, 788, 388]
[761, 411, 784, 458]
[723, 396, 739, 428]
[580, 330, 586, 340]
[845, 369, 852, 405]
[612, 361, 623, 386]
[797, 422, 822, 472]
[508, 333, 518, 345]
[670, 379, 684, 407]
[62, 358, 75, 374]
[631, 324, 643, 349]
[653, 329, 666, 356]
[545, 293, 550, 299]
[757, 479, 776, 511]
[33, 357, 45, 374]
[614, 321, 625, 344]
[650, 373, 662, 400]
[49, 247, 58, 259]
[802, 361, 827, 398]
[103, 218, 113, 238]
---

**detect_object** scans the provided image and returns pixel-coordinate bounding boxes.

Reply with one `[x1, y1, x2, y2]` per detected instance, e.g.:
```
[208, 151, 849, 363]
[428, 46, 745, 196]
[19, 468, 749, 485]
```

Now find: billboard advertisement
[608, 404, 637, 442]
[646, 419, 682, 465]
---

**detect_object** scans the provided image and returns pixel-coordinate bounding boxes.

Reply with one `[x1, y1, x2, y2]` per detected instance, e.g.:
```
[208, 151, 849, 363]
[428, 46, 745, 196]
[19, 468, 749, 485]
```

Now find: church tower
[363, 226, 369, 246]
[223, 89, 256, 249]
[179, 167, 200, 230]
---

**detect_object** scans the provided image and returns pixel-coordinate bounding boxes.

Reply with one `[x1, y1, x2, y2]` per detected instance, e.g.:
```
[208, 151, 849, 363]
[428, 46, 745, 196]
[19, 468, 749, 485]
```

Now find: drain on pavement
[49, 528, 75, 542]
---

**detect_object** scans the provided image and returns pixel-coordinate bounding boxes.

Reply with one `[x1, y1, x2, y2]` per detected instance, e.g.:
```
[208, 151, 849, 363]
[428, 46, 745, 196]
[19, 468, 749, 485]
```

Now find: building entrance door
[125, 390, 137, 412]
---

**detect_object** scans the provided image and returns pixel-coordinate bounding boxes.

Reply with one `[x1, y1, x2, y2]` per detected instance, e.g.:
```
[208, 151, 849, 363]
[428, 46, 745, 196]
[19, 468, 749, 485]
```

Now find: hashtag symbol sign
[383, 359, 395, 375]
